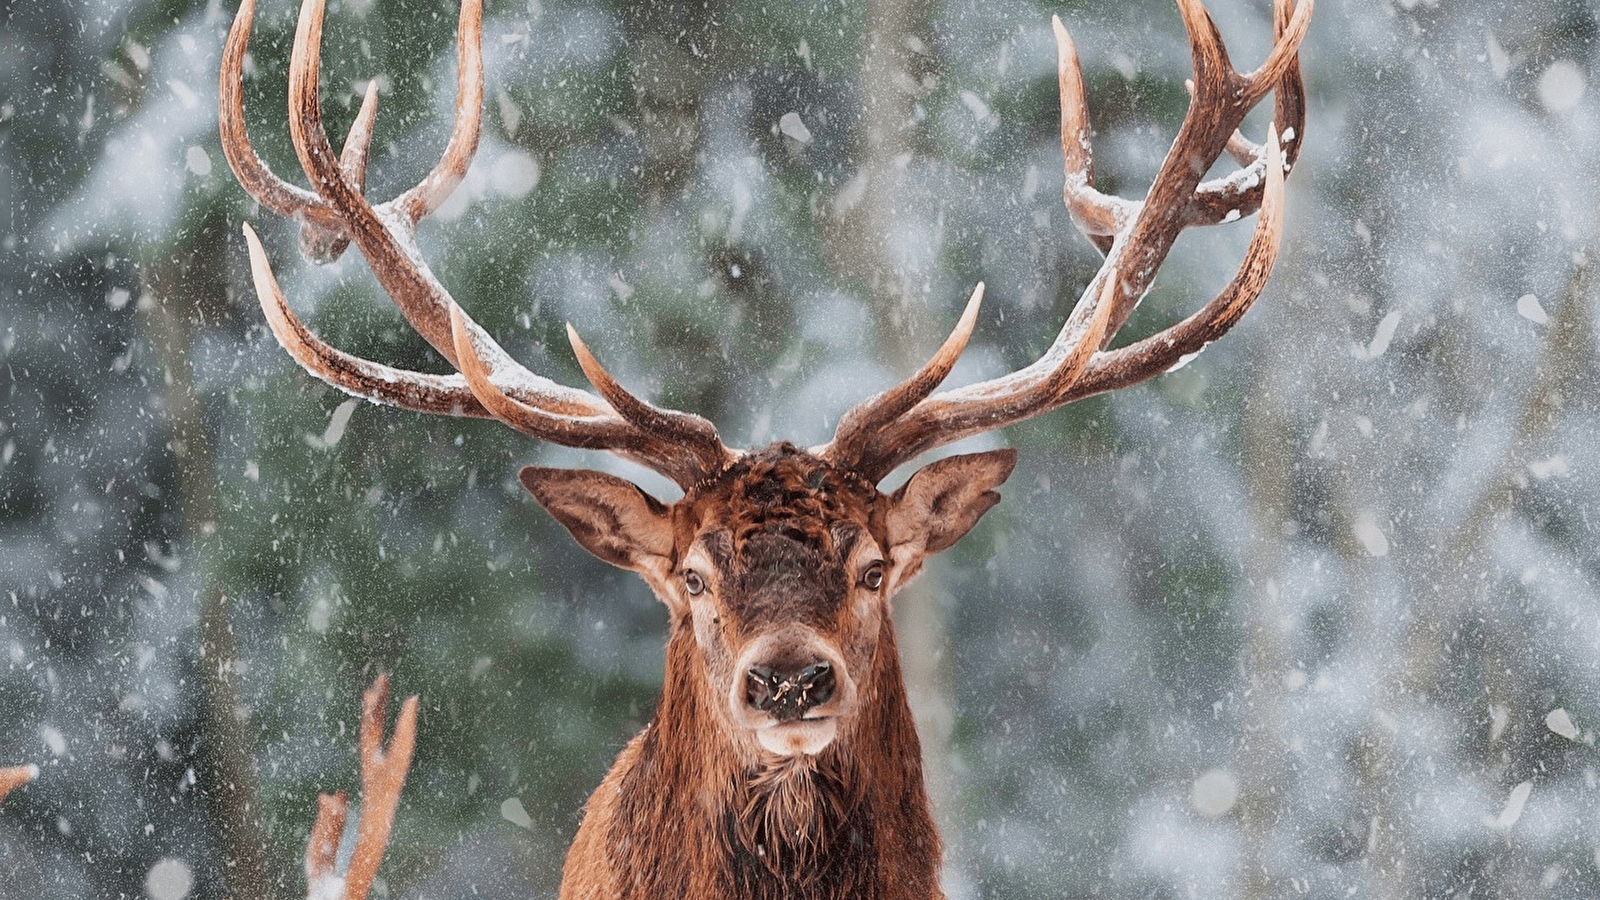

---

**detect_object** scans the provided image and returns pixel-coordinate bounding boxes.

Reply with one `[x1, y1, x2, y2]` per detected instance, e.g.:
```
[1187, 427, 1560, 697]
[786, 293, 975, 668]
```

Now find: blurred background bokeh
[4, 0, 1599, 897]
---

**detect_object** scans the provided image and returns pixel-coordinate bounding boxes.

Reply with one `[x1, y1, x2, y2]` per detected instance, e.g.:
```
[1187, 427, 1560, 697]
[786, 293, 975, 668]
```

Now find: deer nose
[744, 662, 835, 722]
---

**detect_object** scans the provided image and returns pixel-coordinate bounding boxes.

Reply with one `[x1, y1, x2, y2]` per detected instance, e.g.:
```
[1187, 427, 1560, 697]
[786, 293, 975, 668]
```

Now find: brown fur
[540, 443, 1013, 900]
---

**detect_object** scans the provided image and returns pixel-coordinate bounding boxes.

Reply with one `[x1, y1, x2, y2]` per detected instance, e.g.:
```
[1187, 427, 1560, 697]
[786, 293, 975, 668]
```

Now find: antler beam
[221, 0, 734, 488]
[823, 0, 1310, 483]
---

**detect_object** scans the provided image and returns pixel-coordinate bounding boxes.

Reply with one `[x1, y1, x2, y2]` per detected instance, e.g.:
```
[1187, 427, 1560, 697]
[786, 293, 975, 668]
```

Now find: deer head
[522, 442, 1015, 757]
[220, 0, 1309, 892]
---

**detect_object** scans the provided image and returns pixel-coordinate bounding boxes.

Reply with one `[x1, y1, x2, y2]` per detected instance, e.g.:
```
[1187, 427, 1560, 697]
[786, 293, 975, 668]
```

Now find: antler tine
[300, 81, 379, 264]
[1174, 0, 1232, 90]
[1222, 128, 1261, 168]
[821, 283, 985, 469]
[0, 765, 37, 806]
[393, 0, 484, 224]
[1189, 0, 1310, 226]
[1241, 0, 1313, 106]
[829, 1, 1309, 482]
[244, 222, 502, 418]
[1053, 17, 1129, 255]
[305, 791, 348, 894]
[1073, 128, 1286, 401]
[565, 324, 737, 479]
[451, 307, 718, 488]
[852, 276, 1119, 483]
[219, 0, 343, 232]
[282, 0, 508, 372]
[343, 676, 417, 900]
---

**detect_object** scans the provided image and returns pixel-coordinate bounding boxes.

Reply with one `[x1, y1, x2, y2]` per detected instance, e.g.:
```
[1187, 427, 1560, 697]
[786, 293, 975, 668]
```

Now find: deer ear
[885, 449, 1017, 565]
[519, 467, 675, 574]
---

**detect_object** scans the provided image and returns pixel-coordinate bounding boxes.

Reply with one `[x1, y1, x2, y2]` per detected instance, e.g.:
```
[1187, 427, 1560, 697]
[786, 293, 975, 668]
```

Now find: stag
[220, 0, 1310, 895]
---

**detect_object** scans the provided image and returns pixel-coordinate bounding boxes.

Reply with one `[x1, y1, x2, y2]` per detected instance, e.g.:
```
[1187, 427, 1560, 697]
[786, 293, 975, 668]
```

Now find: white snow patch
[1190, 769, 1238, 818]
[308, 875, 346, 900]
[320, 399, 360, 448]
[1353, 512, 1390, 557]
[1486, 32, 1511, 80]
[1538, 60, 1585, 114]
[959, 90, 998, 129]
[490, 151, 540, 198]
[1515, 293, 1549, 325]
[960, 91, 989, 119]
[1484, 780, 1532, 832]
[1357, 311, 1401, 359]
[1166, 346, 1208, 373]
[1488, 703, 1509, 742]
[308, 598, 331, 634]
[1307, 419, 1329, 456]
[778, 112, 812, 144]
[1527, 455, 1570, 480]
[125, 39, 151, 72]
[495, 88, 522, 135]
[146, 857, 193, 900]
[168, 79, 199, 110]
[38, 724, 66, 758]
[184, 145, 211, 177]
[833, 171, 870, 215]
[501, 796, 532, 829]
[1546, 708, 1579, 741]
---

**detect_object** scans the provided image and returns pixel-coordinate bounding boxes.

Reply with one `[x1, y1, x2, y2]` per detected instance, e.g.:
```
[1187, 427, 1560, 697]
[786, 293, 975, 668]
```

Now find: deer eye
[683, 570, 706, 596]
[860, 563, 885, 591]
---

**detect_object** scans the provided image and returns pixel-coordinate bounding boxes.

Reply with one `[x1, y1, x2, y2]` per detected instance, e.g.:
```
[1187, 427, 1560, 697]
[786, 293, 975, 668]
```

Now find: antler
[303, 675, 417, 900]
[221, 0, 736, 489]
[823, 0, 1311, 483]
[0, 765, 36, 806]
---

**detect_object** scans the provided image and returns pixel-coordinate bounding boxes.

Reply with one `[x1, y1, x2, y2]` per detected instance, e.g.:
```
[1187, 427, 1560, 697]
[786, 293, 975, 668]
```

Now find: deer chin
[755, 717, 838, 757]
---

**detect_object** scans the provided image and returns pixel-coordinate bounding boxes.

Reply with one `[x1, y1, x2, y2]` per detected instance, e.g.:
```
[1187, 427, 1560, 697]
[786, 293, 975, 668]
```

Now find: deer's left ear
[884, 449, 1017, 576]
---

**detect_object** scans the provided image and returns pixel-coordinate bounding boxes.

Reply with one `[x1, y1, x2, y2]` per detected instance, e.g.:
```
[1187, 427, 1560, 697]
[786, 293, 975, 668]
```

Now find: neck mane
[607, 615, 942, 900]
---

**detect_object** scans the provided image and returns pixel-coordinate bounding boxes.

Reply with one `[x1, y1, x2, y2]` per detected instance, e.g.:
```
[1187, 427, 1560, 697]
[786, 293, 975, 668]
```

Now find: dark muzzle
[745, 662, 835, 722]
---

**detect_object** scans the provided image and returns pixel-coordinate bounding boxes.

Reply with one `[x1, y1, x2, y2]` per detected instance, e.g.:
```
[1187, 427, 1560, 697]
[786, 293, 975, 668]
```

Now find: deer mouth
[755, 716, 839, 757]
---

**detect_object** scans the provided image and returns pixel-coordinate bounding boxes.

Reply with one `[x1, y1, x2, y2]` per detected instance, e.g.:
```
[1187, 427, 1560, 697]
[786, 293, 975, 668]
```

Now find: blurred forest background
[4, 0, 1599, 897]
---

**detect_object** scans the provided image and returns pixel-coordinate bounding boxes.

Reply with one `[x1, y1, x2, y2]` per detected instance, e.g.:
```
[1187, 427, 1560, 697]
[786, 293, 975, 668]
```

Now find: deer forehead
[680, 444, 884, 560]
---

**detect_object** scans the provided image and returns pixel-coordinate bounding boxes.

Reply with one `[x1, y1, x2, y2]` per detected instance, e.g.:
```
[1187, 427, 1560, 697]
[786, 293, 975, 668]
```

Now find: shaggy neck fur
[569, 615, 943, 900]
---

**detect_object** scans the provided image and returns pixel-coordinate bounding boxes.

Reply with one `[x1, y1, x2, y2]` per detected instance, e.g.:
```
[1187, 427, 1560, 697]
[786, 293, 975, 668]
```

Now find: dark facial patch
[731, 533, 847, 632]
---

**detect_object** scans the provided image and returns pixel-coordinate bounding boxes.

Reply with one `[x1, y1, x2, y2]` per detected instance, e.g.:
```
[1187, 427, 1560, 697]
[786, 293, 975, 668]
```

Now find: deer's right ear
[519, 467, 675, 577]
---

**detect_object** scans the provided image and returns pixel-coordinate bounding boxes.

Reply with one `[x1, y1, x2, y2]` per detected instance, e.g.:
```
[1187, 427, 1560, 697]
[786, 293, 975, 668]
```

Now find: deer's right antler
[222, 0, 736, 489]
